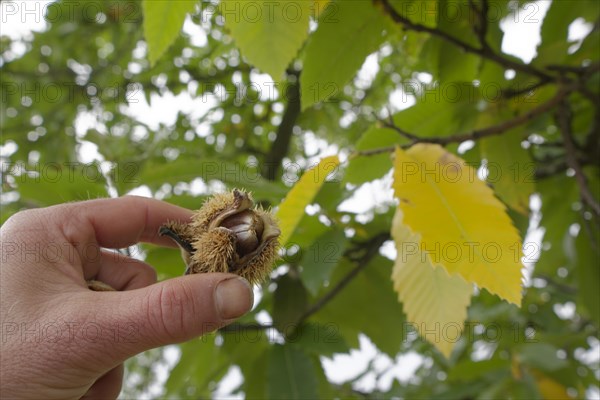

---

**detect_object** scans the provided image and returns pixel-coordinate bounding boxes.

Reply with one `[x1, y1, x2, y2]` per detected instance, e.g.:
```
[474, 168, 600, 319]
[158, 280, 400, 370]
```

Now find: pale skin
[0, 196, 254, 399]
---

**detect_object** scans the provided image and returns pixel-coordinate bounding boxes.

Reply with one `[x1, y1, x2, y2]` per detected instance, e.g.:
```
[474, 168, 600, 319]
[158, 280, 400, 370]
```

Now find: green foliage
[222, 0, 311, 80]
[300, 0, 392, 109]
[1, 0, 599, 398]
[344, 126, 403, 185]
[267, 344, 318, 399]
[143, 0, 197, 66]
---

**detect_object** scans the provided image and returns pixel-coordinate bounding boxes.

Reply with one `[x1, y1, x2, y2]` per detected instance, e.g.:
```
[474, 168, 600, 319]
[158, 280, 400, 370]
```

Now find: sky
[1, 0, 596, 398]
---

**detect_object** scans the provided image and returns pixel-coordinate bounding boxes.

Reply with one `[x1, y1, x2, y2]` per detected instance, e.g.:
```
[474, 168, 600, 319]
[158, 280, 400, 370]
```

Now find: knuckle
[146, 283, 190, 342]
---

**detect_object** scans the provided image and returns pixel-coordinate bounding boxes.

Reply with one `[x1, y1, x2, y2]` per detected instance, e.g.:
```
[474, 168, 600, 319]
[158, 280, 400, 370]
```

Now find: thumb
[84, 273, 253, 362]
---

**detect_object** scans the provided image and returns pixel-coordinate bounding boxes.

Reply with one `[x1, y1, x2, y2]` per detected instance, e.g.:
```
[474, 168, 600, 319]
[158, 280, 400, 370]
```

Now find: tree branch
[219, 322, 272, 332]
[502, 79, 553, 99]
[220, 233, 390, 334]
[355, 87, 571, 158]
[468, 0, 490, 51]
[261, 72, 300, 181]
[375, 0, 554, 81]
[556, 99, 600, 216]
[297, 233, 390, 325]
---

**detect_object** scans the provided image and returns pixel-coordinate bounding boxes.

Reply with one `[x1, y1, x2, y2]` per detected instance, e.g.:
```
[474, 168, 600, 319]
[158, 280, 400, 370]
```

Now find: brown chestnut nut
[159, 189, 280, 285]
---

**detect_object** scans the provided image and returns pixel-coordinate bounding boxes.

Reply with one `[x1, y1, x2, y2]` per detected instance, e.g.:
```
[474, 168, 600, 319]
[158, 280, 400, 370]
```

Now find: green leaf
[136, 157, 287, 200]
[276, 155, 340, 246]
[480, 127, 535, 215]
[391, 88, 477, 139]
[314, 255, 406, 356]
[299, 228, 348, 296]
[536, 175, 579, 275]
[221, 0, 310, 79]
[273, 274, 309, 333]
[243, 351, 269, 399]
[517, 343, 569, 372]
[345, 127, 403, 185]
[286, 214, 330, 249]
[419, 1, 479, 82]
[449, 357, 509, 382]
[144, 245, 185, 279]
[142, 0, 196, 66]
[17, 163, 108, 207]
[300, 0, 391, 109]
[438, 38, 480, 83]
[165, 338, 224, 398]
[313, 180, 350, 212]
[539, 1, 580, 48]
[574, 172, 600, 324]
[267, 344, 319, 400]
[288, 323, 350, 356]
[221, 332, 270, 399]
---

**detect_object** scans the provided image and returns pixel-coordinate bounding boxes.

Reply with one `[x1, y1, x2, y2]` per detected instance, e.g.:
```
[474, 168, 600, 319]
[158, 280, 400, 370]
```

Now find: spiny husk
[160, 189, 280, 285]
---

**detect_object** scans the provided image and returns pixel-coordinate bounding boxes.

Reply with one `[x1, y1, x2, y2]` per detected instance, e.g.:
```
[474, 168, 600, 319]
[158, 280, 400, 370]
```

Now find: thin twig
[385, 87, 566, 143]
[352, 146, 407, 158]
[537, 274, 578, 295]
[220, 322, 273, 332]
[556, 99, 600, 216]
[502, 79, 553, 99]
[375, 0, 554, 81]
[221, 233, 390, 333]
[297, 233, 390, 325]
[354, 87, 571, 158]
[469, 0, 489, 51]
[546, 62, 600, 75]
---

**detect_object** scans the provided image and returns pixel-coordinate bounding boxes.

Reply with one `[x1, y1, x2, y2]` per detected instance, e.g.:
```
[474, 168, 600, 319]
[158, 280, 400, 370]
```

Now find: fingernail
[215, 277, 253, 320]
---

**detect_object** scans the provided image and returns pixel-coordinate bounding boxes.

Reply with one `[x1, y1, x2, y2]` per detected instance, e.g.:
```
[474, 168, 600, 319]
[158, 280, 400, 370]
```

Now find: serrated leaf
[142, 0, 196, 66]
[300, 0, 391, 109]
[276, 155, 340, 246]
[391, 208, 472, 357]
[393, 144, 524, 305]
[267, 344, 318, 400]
[480, 128, 535, 215]
[222, 0, 310, 79]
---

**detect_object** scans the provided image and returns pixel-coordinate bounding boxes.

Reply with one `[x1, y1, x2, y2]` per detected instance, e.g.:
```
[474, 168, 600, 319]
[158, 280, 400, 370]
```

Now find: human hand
[0, 197, 254, 399]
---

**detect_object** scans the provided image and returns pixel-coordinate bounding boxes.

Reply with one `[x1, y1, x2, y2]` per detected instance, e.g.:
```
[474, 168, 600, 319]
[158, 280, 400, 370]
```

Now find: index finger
[56, 196, 194, 249]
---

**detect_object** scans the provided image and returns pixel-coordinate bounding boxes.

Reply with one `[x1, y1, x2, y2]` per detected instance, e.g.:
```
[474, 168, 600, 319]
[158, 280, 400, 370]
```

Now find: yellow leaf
[391, 208, 472, 358]
[393, 144, 523, 305]
[276, 156, 340, 246]
[313, 0, 331, 18]
[531, 369, 574, 399]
